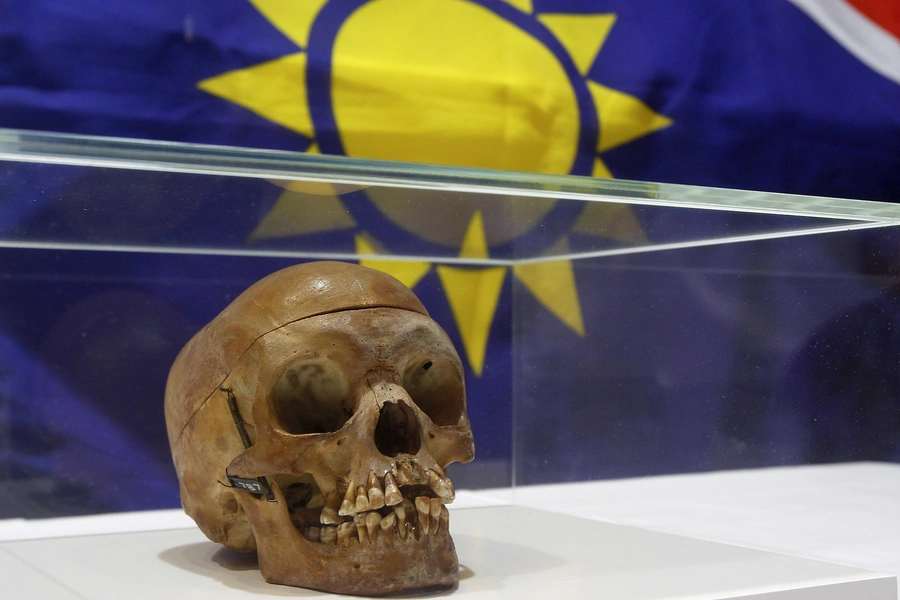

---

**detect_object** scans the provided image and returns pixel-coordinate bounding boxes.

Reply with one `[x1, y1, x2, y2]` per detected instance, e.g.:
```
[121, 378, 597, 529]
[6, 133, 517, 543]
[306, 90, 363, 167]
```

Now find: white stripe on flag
[789, 0, 900, 85]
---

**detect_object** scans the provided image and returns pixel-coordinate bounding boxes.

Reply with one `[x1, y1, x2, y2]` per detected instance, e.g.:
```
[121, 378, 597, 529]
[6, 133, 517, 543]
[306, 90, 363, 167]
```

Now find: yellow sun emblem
[197, 0, 672, 375]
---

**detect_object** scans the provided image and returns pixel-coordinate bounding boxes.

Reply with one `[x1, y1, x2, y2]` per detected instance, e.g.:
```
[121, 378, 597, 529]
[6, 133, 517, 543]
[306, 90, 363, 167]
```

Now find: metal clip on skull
[165, 261, 475, 595]
[220, 386, 274, 500]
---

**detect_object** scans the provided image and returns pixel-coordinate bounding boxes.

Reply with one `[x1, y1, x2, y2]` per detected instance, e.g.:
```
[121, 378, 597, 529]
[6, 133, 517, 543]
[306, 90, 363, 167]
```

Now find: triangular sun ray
[250, 0, 329, 49]
[436, 211, 505, 376]
[459, 210, 490, 259]
[588, 80, 673, 153]
[513, 238, 585, 336]
[437, 266, 506, 377]
[250, 188, 356, 240]
[356, 235, 432, 290]
[572, 202, 648, 246]
[268, 176, 369, 197]
[537, 13, 616, 75]
[592, 157, 613, 178]
[198, 53, 314, 138]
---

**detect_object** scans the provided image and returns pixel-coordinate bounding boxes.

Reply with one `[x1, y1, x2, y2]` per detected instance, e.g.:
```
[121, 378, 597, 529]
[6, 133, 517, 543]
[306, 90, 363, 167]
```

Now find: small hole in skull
[422, 360, 433, 371]
[374, 401, 422, 457]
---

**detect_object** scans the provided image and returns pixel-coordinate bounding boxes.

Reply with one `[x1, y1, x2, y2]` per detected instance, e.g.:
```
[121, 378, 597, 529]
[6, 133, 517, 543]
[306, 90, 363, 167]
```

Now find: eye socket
[271, 359, 351, 434]
[403, 357, 465, 426]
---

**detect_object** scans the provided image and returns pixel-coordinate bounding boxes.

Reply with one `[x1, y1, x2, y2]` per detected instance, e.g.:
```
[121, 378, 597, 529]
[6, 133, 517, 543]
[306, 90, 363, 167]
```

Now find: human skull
[165, 261, 475, 595]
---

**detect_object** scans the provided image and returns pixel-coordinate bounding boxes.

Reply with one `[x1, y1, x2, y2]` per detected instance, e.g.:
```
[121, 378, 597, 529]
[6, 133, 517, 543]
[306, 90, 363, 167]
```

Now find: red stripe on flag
[846, 0, 900, 41]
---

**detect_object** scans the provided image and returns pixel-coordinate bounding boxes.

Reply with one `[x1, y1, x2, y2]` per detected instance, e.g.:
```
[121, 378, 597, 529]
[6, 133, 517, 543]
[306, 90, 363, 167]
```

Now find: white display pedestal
[1, 504, 894, 599]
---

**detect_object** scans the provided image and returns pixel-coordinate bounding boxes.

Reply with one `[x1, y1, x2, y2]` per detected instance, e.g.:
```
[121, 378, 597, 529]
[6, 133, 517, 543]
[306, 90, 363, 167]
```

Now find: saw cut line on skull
[165, 261, 475, 596]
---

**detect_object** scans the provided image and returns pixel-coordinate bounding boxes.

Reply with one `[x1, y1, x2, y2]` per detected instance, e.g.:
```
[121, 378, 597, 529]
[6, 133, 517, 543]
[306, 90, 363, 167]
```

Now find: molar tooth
[365, 511, 380, 541]
[415, 496, 431, 536]
[337, 522, 355, 546]
[354, 513, 369, 543]
[394, 505, 407, 540]
[355, 486, 370, 513]
[367, 472, 385, 510]
[321, 525, 337, 545]
[339, 482, 356, 516]
[320, 493, 341, 524]
[383, 472, 402, 506]
[306, 492, 325, 509]
[429, 470, 455, 503]
[319, 506, 339, 525]
[303, 526, 321, 542]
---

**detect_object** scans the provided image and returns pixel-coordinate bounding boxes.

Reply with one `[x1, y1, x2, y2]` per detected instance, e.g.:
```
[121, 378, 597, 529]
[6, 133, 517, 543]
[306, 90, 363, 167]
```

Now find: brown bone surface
[165, 261, 474, 595]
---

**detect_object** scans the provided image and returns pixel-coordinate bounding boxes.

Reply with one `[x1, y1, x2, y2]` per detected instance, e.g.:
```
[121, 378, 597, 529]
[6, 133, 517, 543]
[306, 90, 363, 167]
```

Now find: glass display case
[1, 129, 899, 598]
[2, 128, 900, 523]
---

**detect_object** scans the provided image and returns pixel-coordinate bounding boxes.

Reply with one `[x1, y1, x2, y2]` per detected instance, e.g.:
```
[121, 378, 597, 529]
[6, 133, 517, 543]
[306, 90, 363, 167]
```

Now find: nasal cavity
[374, 401, 421, 457]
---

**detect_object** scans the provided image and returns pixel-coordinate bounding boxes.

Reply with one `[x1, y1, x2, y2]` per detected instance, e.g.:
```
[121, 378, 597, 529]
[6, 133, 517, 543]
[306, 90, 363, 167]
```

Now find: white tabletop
[479, 462, 900, 579]
[0, 462, 897, 599]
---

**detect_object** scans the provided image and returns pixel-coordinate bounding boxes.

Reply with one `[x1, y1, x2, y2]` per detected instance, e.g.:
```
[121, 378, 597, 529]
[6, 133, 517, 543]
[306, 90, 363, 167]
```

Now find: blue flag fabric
[1, 0, 897, 199]
[0, 0, 899, 516]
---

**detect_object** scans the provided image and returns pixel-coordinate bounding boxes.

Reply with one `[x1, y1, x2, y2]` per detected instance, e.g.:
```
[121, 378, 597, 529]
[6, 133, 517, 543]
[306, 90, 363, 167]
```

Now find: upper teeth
[384, 472, 402, 506]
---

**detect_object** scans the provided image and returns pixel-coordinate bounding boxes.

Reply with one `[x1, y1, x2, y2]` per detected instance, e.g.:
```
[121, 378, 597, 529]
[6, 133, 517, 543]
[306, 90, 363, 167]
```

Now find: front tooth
[367, 472, 385, 510]
[439, 505, 449, 534]
[321, 493, 341, 525]
[355, 486, 370, 513]
[366, 511, 380, 541]
[383, 472, 402, 506]
[303, 526, 321, 542]
[337, 522, 355, 546]
[429, 498, 441, 535]
[429, 470, 455, 503]
[381, 512, 396, 534]
[321, 525, 337, 545]
[354, 513, 369, 543]
[415, 496, 431, 536]
[339, 482, 356, 516]
[402, 498, 416, 524]
[394, 505, 407, 539]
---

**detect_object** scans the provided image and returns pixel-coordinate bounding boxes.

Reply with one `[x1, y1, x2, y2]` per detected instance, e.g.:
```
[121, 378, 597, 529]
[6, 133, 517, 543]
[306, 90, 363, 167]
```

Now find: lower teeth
[299, 497, 444, 545]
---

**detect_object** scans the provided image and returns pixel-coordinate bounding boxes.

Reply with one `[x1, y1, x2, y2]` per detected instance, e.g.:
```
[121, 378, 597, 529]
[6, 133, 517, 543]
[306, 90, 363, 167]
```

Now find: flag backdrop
[0, 0, 899, 516]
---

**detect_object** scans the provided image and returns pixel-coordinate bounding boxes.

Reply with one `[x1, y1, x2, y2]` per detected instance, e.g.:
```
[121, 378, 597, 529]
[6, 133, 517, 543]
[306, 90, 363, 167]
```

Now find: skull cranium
[165, 261, 475, 595]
